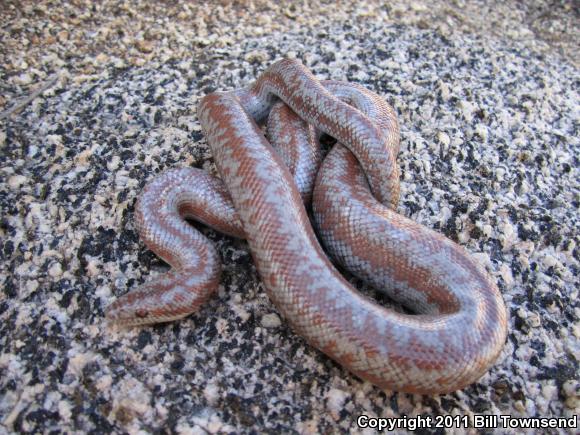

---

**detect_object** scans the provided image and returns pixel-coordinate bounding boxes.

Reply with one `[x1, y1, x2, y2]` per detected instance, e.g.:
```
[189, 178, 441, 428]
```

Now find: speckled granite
[1, 1, 578, 434]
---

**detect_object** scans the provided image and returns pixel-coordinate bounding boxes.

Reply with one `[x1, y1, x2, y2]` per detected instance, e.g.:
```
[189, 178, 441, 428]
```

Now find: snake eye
[135, 310, 149, 318]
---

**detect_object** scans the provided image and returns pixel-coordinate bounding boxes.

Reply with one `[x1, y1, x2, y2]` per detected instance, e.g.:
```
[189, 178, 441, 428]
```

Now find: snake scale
[107, 59, 507, 394]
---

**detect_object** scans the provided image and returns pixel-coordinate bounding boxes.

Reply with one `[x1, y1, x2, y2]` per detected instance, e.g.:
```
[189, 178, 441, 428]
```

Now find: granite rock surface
[0, 1, 578, 433]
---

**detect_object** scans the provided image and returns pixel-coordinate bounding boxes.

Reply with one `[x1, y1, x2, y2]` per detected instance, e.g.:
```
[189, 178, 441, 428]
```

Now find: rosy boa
[107, 59, 507, 394]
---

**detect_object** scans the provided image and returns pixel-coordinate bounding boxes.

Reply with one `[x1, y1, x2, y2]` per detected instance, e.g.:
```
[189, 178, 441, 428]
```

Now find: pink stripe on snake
[107, 59, 507, 394]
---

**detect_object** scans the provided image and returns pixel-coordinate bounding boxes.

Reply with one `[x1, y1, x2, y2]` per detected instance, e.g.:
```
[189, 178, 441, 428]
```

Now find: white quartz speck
[261, 313, 281, 328]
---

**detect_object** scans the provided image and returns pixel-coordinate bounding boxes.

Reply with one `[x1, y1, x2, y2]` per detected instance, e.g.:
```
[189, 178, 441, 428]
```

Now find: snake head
[106, 269, 220, 327]
[105, 287, 161, 327]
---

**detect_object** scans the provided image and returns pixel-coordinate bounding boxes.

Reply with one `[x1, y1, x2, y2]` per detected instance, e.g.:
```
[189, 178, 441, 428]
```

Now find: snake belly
[107, 59, 507, 394]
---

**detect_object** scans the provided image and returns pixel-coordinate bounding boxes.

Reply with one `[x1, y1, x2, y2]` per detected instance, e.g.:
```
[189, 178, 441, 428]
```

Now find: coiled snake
[107, 59, 507, 394]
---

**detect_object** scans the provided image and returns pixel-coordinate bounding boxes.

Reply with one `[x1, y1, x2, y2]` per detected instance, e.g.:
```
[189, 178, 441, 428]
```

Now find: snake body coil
[107, 59, 507, 394]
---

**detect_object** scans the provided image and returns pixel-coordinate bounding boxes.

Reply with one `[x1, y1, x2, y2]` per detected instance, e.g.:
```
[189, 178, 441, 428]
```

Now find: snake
[106, 59, 508, 394]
